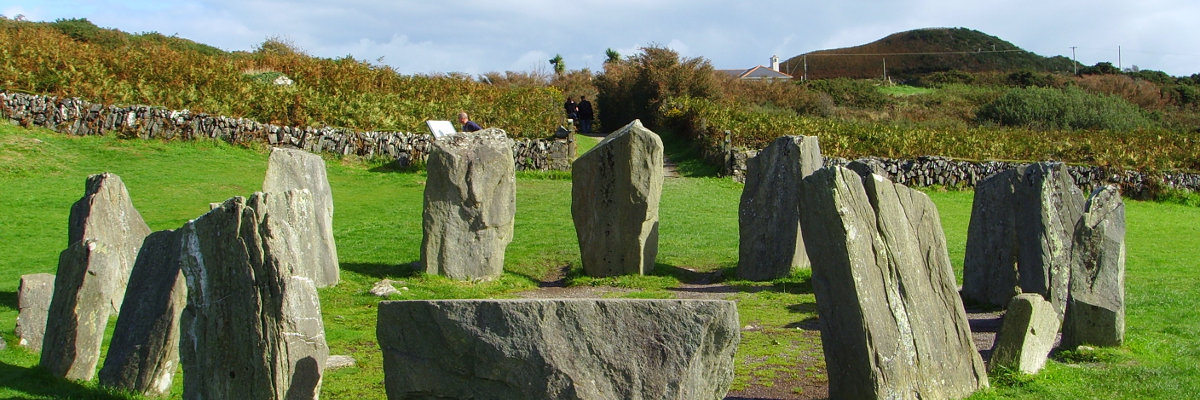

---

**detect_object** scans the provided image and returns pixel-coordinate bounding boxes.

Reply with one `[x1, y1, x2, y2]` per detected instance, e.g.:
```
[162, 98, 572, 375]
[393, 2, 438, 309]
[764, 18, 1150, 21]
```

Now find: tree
[605, 48, 621, 64]
[549, 54, 565, 76]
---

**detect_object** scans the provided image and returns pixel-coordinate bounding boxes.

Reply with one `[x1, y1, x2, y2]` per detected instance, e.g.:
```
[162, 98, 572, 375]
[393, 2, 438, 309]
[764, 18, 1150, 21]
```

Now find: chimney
[770, 55, 780, 72]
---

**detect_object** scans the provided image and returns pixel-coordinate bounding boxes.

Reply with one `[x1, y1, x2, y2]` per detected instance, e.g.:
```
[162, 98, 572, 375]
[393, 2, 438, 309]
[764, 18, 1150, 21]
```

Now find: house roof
[717, 66, 793, 80]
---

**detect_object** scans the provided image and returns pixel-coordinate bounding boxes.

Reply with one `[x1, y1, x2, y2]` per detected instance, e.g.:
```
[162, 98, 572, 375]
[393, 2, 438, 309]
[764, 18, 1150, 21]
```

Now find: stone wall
[0, 92, 574, 171]
[716, 135, 1200, 198]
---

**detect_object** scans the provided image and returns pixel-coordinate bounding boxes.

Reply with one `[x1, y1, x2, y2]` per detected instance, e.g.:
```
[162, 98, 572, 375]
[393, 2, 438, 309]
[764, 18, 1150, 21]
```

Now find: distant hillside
[781, 28, 1075, 80]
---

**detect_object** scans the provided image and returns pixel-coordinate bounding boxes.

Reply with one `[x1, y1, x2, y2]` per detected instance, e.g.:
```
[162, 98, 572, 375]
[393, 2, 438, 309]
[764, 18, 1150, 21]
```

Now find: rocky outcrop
[736, 136, 822, 281]
[421, 130, 516, 280]
[962, 162, 1085, 318]
[1062, 186, 1126, 348]
[572, 120, 664, 277]
[377, 299, 739, 400]
[41, 173, 151, 381]
[179, 194, 329, 400]
[15, 273, 55, 351]
[99, 230, 187, 396]
[799, 167, 988, 400]
[990, 293, 1061, 374]
[263, 147, 339, 287]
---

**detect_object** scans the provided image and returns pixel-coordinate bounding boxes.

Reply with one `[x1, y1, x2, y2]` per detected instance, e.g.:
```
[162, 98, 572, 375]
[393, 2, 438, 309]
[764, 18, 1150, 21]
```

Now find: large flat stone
[799, 167, 988, 400]
[377, 299, 739, 400]
[572, 120, 663, 277]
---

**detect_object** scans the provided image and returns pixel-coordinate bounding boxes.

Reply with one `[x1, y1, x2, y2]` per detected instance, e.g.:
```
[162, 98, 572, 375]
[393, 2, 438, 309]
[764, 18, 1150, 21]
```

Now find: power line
[798, 49, 1026, 57]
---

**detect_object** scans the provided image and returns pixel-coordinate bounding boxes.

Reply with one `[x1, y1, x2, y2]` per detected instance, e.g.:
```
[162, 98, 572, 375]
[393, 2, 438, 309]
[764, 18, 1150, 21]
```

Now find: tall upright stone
[737, 135, 822, 281]
[962, 162, 1085, 318]
[799, 167, 988, 400]
[99, 229, 188, 396]
[263, 147, 340, 287]
[15, 273, 55, 351]
[572, 120, 663, 277]
[179, 193, 329, 400]
[990, 293, 1061, 374]
[1062, 185, 1126, 348]
[421, 130, 516, 280]
[42, 173, 151, 381]
[377, 299, 740, 400]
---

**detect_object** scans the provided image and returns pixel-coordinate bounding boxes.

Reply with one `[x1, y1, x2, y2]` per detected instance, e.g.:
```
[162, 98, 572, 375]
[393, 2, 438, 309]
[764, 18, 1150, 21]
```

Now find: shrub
[805, 78, 890, 109]
[977, 86, 1157, 131]
[918, 70, 976, 87]
[1075, 74, 1168, 110]
[594, 46, 719, 129]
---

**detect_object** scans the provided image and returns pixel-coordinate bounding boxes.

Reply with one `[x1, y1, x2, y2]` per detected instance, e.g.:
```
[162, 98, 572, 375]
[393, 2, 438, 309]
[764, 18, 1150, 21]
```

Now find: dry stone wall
[0, 91, 574, 171]
[715, 139, 1200, 198]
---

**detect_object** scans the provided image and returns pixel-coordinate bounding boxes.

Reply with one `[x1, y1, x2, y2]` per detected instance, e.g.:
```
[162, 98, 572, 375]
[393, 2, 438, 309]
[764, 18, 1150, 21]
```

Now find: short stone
[370, 280, 401, 298]
[15, 273, 55, 351]
[326, 355, 356, 370]
[377, 299, 739, 400]
[990, 293, 1062, 374]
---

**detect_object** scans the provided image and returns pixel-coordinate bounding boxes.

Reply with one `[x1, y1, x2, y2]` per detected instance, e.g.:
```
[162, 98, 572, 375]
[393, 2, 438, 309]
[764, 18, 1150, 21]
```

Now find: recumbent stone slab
[263, 147, 340, 287]
[41, 173, 151, 381]
[1062, 185, 1126, 348]
[962, 162, 1085, 318]
[377, 299, 739, 400]
[990, 293, 1061, 374]
[737, 135, 822, 281]
[572, 120, 663, 277]
[99, 229, 188, 396]
[15, 273, 54, 351]
[421, 130, 516, 280]
[799, 167, 988, 400]
[179, 193, 329, 400]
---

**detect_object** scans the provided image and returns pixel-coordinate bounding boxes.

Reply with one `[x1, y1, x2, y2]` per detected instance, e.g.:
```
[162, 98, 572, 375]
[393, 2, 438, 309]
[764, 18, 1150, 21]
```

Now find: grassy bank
[1, 124, 1197, 399]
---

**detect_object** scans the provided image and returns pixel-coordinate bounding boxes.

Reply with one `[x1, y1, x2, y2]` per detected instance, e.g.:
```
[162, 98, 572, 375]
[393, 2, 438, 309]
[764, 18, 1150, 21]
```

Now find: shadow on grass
[368, 161, 423, 174]
[0, 291, 16, 312]
[339, 262, 420, 280]
[0, 361, 130, 400]
[784, 303, 821, 331]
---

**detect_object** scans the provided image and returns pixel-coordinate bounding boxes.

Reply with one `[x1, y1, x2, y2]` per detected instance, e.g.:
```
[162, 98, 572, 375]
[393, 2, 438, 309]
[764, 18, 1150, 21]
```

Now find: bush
[1075, 74, 1168, 110]
[805, 78, 890, 109]
[594, 46, 719, 129]
[977, 86, 1157, 131]
[919, 70, 976, 87]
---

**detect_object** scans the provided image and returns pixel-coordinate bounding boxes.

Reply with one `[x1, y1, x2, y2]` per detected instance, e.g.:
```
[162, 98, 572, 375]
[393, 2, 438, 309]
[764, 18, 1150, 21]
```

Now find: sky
[4, 0, 1199, 77]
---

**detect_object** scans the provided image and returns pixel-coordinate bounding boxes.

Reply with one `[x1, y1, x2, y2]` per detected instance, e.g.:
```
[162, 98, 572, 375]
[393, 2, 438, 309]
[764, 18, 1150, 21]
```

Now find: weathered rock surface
[990, 293, 1061, 374]
[572, 120, 664, 277]
[179, 194, 329, 400]
[99, 229, 187, 396]
[737, 135, 822, 281]
[1062, 186, 1126, 348]
[42, 173, 150, 381]
[799, 167, 988, 400]
[15, 273, 54, 351]
[263, 147, 340, 287]
[326, 355, 356, 370]
[963, 162, 1085, 318]
[377, 299, 739, 400]
[421, 130, 516, 280]
[370, 279, 402, 298]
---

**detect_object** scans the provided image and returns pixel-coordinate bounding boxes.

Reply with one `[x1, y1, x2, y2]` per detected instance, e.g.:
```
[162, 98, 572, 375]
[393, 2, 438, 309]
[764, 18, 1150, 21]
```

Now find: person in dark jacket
[458, 111, 483, 132]
[576, 95, 594, 134]
[563, 96, 578, 120]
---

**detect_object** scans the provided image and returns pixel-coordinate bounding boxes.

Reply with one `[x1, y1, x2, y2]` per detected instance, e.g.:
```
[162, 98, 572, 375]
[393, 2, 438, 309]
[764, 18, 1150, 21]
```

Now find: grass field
[1, 123, 1198, 399]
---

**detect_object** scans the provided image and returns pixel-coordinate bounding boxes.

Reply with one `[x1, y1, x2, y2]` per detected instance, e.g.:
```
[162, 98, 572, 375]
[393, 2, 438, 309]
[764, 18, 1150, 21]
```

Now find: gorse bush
[0, 18, 560, 137]
[594, 46, 720, 129]
[977, 86, 1157, 131]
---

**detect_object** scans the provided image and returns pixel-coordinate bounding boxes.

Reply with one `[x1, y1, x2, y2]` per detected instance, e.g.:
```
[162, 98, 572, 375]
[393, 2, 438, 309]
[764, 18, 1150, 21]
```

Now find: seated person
[458, 111, 483, 132]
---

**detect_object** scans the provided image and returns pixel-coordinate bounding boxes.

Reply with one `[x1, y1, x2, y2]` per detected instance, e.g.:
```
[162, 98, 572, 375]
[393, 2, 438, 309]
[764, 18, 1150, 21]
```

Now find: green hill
[781, 27, 1076, 80]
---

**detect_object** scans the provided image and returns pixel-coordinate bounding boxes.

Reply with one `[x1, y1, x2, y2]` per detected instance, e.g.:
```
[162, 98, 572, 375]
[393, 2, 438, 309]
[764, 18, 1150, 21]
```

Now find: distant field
[1, 124, 1197, 399]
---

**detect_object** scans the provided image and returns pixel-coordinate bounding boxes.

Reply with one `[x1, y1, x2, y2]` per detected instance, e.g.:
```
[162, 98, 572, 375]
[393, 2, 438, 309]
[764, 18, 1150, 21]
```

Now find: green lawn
[1, 124, 1197, 399]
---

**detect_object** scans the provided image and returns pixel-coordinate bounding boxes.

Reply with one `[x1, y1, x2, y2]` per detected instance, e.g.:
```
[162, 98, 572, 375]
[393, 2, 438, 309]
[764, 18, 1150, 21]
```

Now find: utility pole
[1118, 45, 1122, 71]
[803, 54, 808, 82]
[882, 57, 888, 83]
[1070, 46, 1078, 75]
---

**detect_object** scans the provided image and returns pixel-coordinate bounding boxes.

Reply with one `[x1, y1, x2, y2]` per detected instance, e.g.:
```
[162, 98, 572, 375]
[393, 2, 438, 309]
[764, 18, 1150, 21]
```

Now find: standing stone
[736, 135, 822, 281]
[799, 167, 988, 400]
[990, 293, 1061, 374]
[1062, 186, 1126, 348]
[15, 273, 55, 351]
[99, 229, 188, 396]
[421, 130, 516, 280]
[572, 120, 664, 277]
[377, 299, 739, 400]
[179, 194, 329, 400]
[263, 147, 340, 287]
[42, 173, 150, 381]
[963, 162, 1085, 318]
